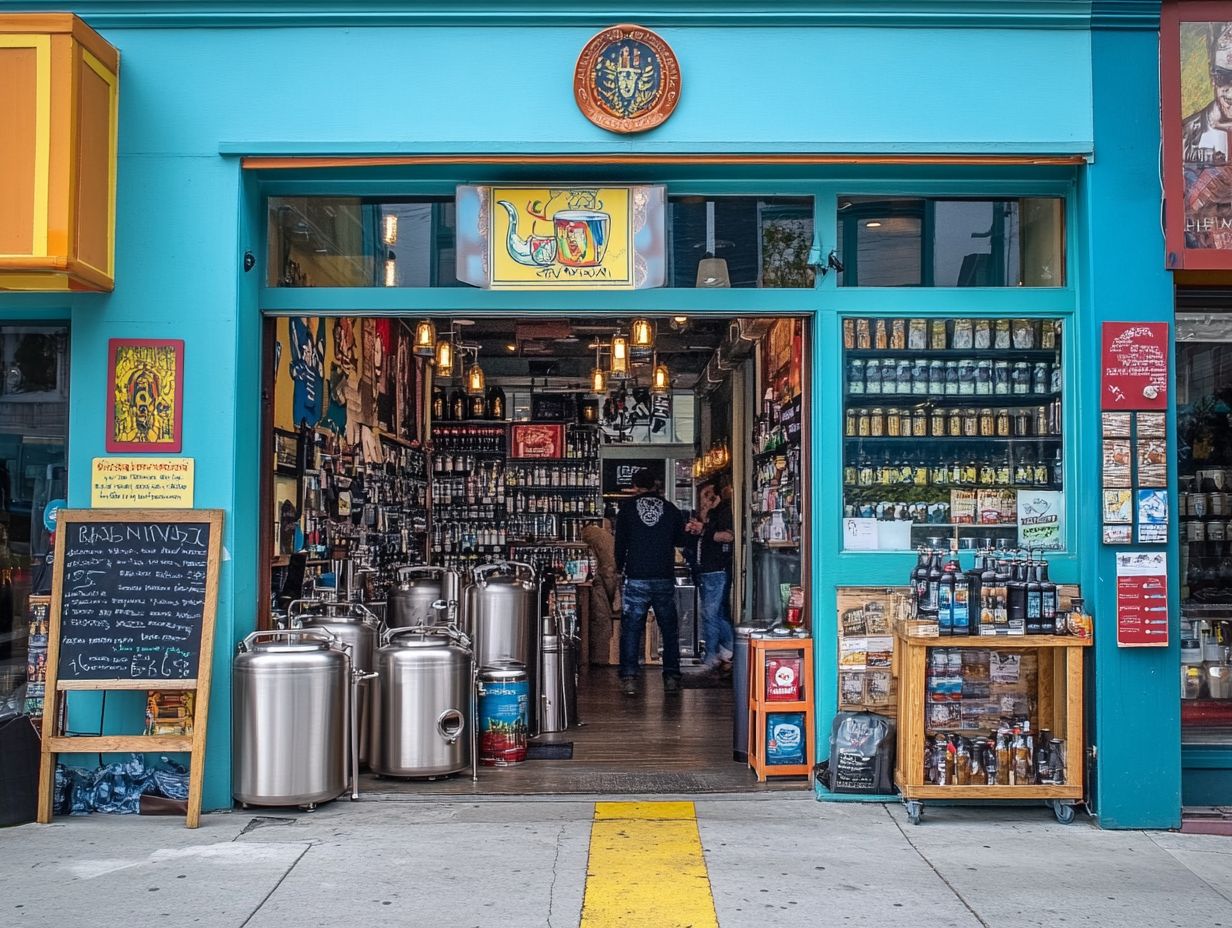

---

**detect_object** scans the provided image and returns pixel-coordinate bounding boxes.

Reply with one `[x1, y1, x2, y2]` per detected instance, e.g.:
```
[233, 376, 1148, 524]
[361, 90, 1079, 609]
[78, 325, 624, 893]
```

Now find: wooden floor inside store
[360, 667, 807, 797]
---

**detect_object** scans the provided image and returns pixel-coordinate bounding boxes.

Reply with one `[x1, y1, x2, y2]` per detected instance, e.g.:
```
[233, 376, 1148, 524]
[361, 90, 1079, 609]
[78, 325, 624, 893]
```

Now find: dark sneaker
[621, 677, 638, 697]
[663, 676, 681, 695]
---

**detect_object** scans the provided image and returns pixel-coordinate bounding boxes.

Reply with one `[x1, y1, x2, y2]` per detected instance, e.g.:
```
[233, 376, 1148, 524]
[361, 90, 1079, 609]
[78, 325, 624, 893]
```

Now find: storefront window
[1177, 312, 1232, 742]
[837, 197, 1065, 287]
[841, 316, 1064, 552]
[267, 197, 460, 287]
[668, 196, 814, 288]
[0, 324, 69, 717]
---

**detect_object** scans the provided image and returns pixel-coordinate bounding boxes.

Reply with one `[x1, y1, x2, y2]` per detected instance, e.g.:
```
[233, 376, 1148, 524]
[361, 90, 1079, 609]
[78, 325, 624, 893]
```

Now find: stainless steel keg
[387, 566, 450, 629]
[232, 629, 351, 810]
[467, 562, 539, 732]
[732, 625, 759, 762]
[371, 626, 472, 778]
[290, 600, 379, 767]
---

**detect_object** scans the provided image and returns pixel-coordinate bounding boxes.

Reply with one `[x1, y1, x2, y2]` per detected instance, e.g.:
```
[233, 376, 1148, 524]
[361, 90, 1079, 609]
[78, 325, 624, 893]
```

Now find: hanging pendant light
[466, 362, 486, 395]
[435, 336, 454, 376]
[610, 334, 629, 376]
[630, 318, 655, 349]
[383, 252, 398, 287]
[590, 366, 607, 395]
[381, 213, 399, 246]
[651, 357, 671, 394]
[413, 321, 437, 357]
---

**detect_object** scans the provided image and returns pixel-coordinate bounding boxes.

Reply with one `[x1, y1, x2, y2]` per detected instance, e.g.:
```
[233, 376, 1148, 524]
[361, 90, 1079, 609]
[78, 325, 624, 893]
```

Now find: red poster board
[510, 423, 564, 458]
[1161, 3, 1232, 270]
[1101, 322, 1169, 410]
[1115, 552, 1170, 648]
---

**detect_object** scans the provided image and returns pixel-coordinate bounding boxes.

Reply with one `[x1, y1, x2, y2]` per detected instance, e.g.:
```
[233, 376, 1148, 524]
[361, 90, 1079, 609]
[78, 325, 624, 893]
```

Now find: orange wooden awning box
[0, 14, 117, 291]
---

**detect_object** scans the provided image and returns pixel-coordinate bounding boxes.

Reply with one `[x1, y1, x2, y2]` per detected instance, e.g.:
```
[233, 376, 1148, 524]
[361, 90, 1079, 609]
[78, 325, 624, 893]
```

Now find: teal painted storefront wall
[0, 2, 1188, 825]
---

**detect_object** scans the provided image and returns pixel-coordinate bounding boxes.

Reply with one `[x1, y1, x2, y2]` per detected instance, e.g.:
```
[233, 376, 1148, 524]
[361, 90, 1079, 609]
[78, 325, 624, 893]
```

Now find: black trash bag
[54, 764, 96, 815]
[827, 711, 896, 794]
[91, 754, 150, 814]
[143, 756, 190, 801]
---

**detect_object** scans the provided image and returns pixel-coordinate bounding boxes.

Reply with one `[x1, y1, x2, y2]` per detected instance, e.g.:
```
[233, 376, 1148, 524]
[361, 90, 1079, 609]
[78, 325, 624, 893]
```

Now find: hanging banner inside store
[91, 457, 195, 508]
[455, 185, 666, 289]
[1100, 322, 1169, 410]
[573, 24, 682, 134]
[603, 458, 665, 494]
[1115, 551, 1170, 647]
[1162, 4, 1232, 269]
[106, 339, 184, 452]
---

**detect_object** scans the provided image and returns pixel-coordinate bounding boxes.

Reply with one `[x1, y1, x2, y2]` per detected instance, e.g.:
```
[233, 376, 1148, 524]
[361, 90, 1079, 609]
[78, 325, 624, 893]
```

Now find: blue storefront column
[1080, 14, 1183, 829]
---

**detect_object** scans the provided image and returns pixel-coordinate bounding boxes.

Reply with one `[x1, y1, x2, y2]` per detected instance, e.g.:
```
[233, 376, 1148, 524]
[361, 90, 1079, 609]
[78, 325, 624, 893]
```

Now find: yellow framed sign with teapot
[455, 185, 666, 290]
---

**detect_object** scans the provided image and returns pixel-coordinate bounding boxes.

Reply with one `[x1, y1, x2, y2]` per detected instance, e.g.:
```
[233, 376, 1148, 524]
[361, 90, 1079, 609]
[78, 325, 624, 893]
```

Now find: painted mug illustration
[553, 209, 610, 267]
[497, 198, 610, 268]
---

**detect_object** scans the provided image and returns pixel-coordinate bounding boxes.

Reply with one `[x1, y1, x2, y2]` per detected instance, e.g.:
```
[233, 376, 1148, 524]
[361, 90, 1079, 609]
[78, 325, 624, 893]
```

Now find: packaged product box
[951, 490, 978, 525]
[766, 712, 806, 765]
[766, 655, 804, 701]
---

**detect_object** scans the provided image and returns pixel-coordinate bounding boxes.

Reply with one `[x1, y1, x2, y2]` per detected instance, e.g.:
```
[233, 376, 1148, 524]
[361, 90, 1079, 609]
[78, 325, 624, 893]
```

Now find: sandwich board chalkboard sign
[36, 509, 224, 828]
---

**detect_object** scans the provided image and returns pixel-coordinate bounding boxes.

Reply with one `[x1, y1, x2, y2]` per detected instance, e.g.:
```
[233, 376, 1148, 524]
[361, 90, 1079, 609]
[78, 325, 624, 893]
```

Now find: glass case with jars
[842, 316, 1065, 551]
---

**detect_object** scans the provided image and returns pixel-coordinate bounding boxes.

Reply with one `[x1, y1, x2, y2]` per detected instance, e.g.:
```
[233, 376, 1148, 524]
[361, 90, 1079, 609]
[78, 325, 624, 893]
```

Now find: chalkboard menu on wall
[52, 512, 222, 683]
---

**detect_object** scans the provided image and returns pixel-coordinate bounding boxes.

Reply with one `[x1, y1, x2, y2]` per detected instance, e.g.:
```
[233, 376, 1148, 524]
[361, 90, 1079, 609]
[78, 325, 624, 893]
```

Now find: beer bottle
[1007, 557, 1027, 633]
[951, 560, 971, 636]
[1039, 558, 1058, 635]
[979, 553, 996, 634]
[938, 561, 956, 636]
[431, 385, 447, 422]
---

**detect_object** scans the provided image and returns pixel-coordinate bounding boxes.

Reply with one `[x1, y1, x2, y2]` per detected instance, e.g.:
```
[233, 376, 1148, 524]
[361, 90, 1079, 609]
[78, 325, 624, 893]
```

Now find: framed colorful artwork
[105, 338, 185, 453]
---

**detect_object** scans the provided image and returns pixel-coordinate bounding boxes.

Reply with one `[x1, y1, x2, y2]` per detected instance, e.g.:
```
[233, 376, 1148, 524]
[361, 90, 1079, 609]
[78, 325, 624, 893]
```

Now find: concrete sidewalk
[2, 796, 1230, 927]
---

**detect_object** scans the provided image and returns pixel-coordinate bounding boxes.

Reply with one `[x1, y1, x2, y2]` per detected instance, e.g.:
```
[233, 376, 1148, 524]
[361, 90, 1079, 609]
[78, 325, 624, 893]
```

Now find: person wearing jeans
[690, 482, 735, 669]
[614, 468, 688, 696]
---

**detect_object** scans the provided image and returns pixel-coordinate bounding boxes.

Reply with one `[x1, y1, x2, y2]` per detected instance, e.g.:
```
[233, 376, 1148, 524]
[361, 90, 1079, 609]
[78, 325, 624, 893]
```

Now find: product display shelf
[747, 637, 814, 782]
[892, 629, 1091, 824]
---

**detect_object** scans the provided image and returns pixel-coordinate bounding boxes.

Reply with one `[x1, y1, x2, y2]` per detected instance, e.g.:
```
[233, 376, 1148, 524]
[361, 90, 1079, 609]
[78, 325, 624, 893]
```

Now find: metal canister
[386, 566, 448, 629]
[232, 629, 351, 809]
[371, 625, 472, 778]
[478, 662, 530, 765]
[540, 633, 578, 734]
[467, 562, 540, 731]
[290, 600, 379, 767]
[732, 626, 758, 761]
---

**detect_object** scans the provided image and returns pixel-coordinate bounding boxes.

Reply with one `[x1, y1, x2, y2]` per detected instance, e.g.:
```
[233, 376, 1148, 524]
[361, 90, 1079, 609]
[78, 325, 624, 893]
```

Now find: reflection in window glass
[0, 325, 68, 717]
[837, 196, 1064, 287]
[268, 197, 460, 288]
[665, 196, 815, 288]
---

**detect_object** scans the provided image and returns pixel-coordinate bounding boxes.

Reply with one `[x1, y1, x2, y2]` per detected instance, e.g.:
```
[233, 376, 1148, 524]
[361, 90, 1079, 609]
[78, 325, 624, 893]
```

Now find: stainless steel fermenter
[232, 629, 351, 810]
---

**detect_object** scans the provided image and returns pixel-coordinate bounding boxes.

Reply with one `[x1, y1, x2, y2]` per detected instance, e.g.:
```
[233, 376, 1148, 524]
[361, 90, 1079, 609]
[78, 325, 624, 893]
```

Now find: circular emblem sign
[574, 24, 681, 134]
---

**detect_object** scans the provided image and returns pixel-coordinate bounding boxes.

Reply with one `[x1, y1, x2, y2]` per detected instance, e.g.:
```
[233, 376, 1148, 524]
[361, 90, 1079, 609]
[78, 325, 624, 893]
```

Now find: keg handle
[436, 709, 466, 745]
[383, 624, 471, 649]
[472, 560, 536, 587]
[394, 564, 444, 585]
[288, 599, 378, 625]
[237, 628, 339, 653]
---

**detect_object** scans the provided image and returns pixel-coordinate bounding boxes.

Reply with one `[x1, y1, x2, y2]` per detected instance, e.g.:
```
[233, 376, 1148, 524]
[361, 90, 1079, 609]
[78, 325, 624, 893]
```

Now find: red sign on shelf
[1115, 552, 1170, 648]
[510, 423, 564, 459]
[1101, 322, 1169, 410]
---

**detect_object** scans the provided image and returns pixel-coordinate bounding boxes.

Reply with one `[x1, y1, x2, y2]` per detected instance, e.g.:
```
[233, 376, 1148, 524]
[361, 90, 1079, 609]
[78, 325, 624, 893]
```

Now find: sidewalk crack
[1145, 831, 1232, 907]
[238, 842, 313, 928]
[546, 824, 568, 928]
[883, 805, 989, 928]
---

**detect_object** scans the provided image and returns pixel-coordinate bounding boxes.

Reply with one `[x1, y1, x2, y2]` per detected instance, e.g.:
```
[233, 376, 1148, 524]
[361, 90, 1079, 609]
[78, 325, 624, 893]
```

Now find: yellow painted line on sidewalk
[580, 801, 719, 928]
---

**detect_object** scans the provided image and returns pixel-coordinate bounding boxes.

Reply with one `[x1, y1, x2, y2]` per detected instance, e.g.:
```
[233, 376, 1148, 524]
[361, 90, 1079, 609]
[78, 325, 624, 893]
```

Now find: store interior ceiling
[444, 315, 750, 389]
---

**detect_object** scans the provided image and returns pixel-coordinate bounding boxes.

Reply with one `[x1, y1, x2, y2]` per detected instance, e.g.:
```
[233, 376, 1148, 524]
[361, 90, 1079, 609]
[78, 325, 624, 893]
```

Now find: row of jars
[845, 402, 1063, 439]
[1183, 519, 1232, 543]
[1181, 491, 1232, 519]
[849, 357, 1060, 398]
[843, 454, 1056, 489]
[843, 317, 1059, 352]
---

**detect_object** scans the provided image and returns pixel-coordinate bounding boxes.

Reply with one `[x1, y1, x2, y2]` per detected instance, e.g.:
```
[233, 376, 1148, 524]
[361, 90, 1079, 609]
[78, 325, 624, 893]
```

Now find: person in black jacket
[614, 468, 688, 696]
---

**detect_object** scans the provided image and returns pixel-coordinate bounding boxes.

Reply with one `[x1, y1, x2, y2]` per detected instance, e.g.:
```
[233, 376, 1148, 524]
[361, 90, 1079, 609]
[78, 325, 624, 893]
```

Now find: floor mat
[527, 742, 574, 760]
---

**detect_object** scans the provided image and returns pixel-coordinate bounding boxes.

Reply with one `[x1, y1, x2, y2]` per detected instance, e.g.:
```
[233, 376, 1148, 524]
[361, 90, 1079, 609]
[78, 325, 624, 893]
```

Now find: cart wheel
[300, 802, 317, 813]
[1051, 801, 1075, 825]
[905, 800, 923, 826]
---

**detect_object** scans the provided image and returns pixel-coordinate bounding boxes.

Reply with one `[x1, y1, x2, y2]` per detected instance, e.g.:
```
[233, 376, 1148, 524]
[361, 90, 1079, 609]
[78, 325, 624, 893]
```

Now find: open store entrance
[261, 313, 812, 795]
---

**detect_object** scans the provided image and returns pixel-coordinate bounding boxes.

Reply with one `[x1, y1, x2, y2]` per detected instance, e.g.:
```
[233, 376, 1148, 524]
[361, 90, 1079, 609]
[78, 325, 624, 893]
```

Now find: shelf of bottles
[510, 543, 597, 583]
[751, 391, 802, 547]
[505, 445, 602, 544]
[1179, 472, 1232, 716]
[299, 430, 430, 596]
[842, 316, 1064, 549]
[429, 424, 508, 571]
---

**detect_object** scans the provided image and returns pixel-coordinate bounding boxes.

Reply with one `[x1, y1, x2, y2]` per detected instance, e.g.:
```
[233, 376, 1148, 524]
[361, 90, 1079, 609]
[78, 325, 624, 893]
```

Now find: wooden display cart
[748, 636, 814, 781]
[893, 630, 1091, 825]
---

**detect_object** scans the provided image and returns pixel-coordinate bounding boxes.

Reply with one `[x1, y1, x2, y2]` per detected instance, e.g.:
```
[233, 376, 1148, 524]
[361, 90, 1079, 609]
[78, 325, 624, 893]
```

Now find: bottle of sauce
[1039, 558, 1058, 634]
[1025, 557, 1043, 635]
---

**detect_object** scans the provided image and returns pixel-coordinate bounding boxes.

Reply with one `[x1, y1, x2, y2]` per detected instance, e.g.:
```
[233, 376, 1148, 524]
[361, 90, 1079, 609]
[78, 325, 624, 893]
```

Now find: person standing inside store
[614, 468, 688, 696]
[687, 481, 736, 673]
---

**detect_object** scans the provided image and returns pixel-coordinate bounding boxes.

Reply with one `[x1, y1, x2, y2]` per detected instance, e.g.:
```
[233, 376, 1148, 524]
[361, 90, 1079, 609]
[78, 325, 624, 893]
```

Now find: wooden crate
[748, 637, 814, 781]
